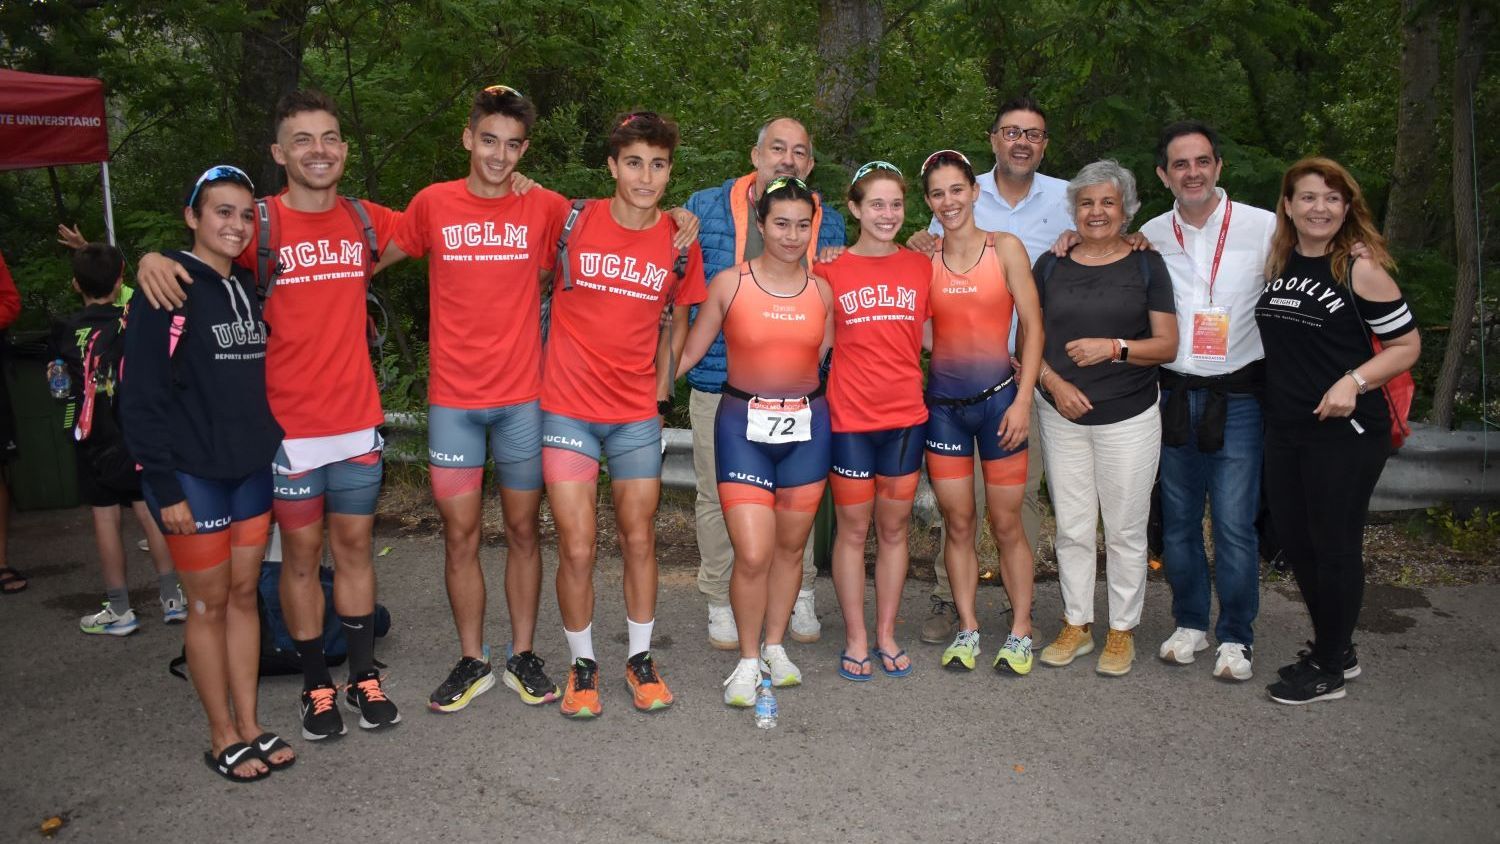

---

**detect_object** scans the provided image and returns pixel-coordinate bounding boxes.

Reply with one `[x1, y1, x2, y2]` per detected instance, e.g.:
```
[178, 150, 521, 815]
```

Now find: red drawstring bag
[1372, 336, 1414, 450]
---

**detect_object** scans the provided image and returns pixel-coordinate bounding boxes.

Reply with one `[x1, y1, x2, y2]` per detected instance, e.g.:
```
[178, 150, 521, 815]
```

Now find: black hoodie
[121, 251, 283, 505]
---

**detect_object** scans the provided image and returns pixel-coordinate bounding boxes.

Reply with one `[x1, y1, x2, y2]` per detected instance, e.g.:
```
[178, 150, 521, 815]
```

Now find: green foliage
[1425, 505, 1500, 556]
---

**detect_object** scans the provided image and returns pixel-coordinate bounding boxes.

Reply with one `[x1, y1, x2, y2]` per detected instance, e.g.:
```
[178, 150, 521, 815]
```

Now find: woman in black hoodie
[122, 166, 289, 781]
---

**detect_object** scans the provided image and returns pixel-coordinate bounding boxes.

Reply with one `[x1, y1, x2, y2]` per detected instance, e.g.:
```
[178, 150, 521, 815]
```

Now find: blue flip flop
[838, 651, 873, 682]
[874, 647, 913, 677]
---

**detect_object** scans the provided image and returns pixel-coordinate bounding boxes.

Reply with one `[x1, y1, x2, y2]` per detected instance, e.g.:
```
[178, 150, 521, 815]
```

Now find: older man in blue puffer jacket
[683, 116, 848, 651]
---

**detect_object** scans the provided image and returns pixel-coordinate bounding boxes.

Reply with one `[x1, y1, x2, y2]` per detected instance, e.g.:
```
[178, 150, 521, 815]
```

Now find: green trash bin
[5, 331, 79, 511]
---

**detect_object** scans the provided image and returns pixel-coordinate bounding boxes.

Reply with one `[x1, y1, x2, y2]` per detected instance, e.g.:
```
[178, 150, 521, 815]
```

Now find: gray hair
[755, 116, 815, 157]
[1066, 159, 1142, 231]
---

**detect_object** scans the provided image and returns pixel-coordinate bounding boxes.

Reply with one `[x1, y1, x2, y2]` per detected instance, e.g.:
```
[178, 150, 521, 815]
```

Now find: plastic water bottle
[47, 359, 71, 399]
[753, 676, 778, 729]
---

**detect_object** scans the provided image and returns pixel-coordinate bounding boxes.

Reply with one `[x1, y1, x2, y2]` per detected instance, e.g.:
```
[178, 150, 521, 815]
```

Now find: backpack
[253, 196, 389, 366]
[169, 562, 392, 679]
[78, 308, 188, 491]
[541, 199, 690, 377]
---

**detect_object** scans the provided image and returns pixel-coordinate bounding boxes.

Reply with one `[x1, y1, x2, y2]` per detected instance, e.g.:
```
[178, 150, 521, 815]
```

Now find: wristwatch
[658, 399, 674, 416]
[1117, 339, 1130, 363]
[1346, 370, 1369, 394]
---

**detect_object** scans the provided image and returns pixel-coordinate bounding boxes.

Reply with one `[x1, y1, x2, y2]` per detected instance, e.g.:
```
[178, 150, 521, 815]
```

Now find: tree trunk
[1382, 0, 1442, 250]
[234, 0, 308, 195]
[815, 0, 884, 167]
[1428, 0, 1488, 429]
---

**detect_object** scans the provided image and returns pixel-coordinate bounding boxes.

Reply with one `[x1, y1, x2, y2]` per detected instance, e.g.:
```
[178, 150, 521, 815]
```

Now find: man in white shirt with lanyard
[1137, 121, 1275, 681]
[909, 95, 1070, 643]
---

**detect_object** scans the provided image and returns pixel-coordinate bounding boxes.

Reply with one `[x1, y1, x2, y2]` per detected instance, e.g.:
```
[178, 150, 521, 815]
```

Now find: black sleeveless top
[1254, 251, 1414, 437]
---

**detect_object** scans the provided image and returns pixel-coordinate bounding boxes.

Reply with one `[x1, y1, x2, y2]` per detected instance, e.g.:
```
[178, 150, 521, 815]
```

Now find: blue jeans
[1158, 390, 1263, 646]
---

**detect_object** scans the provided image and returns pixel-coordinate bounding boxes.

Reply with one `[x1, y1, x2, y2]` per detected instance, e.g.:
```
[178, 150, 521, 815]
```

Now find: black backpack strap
[342, 197, 388, 354]
[342, 196, 381, 273]
[255, 198, 276, 299]
[556, 199, 589, 292]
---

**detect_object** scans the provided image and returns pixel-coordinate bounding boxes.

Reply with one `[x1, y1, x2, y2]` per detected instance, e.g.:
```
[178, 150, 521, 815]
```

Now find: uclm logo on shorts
[197, 516, 232, 530]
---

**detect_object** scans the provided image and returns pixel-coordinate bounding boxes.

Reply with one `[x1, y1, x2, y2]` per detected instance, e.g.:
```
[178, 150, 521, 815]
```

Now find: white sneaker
[722, 659, 760, 707]
[707, 604, 738, 650]
[80, 604, 139, 636]
[789, 589, 821, 643]
[1158, 627, 1209, 664]
[758, 643, 802, 687]
[136, 538, 150, 552]
[1214, 642, 1253, 681]
[161, 586, 187, 624]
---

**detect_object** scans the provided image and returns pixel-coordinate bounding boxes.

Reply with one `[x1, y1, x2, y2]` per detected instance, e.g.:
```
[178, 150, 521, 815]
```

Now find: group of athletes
[108, 82, 1415, 783]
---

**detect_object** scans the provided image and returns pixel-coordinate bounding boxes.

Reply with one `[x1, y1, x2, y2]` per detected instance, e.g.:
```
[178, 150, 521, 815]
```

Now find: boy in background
[52, 243, 177, 635]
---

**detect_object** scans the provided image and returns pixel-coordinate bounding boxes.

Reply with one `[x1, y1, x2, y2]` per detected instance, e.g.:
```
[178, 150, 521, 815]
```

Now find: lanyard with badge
[746, 395, 813, 444]
[1172, 199, 1233, 363]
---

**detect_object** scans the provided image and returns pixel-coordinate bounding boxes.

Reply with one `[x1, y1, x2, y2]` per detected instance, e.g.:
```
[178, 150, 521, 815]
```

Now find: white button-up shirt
[1138, 188, 1276, 376]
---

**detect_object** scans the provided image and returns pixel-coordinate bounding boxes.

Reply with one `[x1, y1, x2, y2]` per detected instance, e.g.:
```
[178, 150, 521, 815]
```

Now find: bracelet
[1345, 370, 1369, 394]
[1111, 338, 1122, 361]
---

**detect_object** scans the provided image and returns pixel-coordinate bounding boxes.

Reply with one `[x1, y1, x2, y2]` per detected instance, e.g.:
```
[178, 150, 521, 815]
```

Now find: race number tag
[1191, 307, 1230, 362]
[746, 397, 812, 444]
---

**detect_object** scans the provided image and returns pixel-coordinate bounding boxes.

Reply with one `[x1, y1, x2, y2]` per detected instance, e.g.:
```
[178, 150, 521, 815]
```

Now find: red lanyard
[1171, 198, 1232, 305]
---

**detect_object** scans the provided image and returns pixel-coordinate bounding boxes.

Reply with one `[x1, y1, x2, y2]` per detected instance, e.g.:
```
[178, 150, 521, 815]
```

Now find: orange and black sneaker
[625, 651, 674, 712]
[560, 658, 602, 719]
[344, 669, 402, 730]
[299, 683, 346, 741]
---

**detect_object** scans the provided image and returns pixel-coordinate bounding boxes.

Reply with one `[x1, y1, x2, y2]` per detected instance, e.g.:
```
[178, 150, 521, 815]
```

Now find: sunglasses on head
[850, 160, 902, 186]
[483, 84, 522, 97]
[765, 176, 809, 195]
[185, 165, 255, 208]
[919, 149, 972, 177]
[617, 111, 661, 128]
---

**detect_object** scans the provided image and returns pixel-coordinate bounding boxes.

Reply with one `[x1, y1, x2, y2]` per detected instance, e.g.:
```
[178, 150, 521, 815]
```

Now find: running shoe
[759, 643, 802, 687]
[789, 589, 821, 643]
[1267, 661, 1346, 705]
[707, 603, 738, 650]
[722, 660, 760, 708]
[1158, 627, 1208, 664]
[429, 656, 495, 713]
[300, 684, 347, 741]
[561, 658, 601, 719]
[504, 650, 561, 705]
[993, 634, 1034, 675]
[625, 651, 674, 712]
[1213, 643, 1253, 682]
[942, 629, 981, 671]
[1277, 642, 1361, 681]
[1039, 622, 1094, 667]
[1095, 628, 1136, 676]
[161, 586, 187, 624]
[345, 669, 402, 729]
[80, 604, 138, 636]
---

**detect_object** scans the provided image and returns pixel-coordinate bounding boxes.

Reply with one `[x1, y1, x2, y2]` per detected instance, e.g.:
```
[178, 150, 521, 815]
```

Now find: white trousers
[1038, 399, 1161, 631]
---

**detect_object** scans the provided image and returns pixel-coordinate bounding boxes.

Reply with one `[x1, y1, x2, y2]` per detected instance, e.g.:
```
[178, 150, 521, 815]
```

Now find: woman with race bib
[919, 150, 1045, 675]
[677, 177, 834, 707]
[814, 161, 929, 681]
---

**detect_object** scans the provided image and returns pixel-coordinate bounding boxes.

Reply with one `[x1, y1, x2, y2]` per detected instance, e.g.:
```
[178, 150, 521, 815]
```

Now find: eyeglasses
[483, 84, 522, 97]
[995, 126, 1048, 143]
[765, 176, 809, 195]
[185, 165, 254, 208]
[919, 149, 972, 176]
[850, 160, 902, 186]
[618, 111, 660, 127]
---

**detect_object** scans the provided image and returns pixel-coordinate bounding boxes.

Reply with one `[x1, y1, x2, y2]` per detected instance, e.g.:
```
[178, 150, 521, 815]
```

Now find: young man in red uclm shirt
[542, 112, 706, 719]
[137, 91, 402, 740]
[380, 86, 571, 712]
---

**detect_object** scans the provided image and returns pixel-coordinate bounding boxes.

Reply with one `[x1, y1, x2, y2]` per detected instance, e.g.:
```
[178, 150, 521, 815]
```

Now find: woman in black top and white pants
[1255, 157, 1419, 705]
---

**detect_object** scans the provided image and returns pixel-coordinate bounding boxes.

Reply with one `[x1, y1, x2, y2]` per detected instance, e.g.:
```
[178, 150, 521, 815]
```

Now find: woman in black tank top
[1255, 157, 1419, 706]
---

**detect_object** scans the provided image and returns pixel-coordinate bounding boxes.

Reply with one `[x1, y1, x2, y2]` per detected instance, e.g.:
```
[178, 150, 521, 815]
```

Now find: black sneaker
[504, 650, 561, 705]
[345, 669, 402, 729]
[1277, 641, 1360, 681]
[300, 683, 347, 741]
[1267, 661, 1346, 705]
[428, 656, 495, 713]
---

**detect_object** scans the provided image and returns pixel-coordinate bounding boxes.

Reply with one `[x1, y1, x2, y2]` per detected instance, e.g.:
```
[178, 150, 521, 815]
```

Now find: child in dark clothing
[51, 243, 177, 635]
[120, 166, 291, 781]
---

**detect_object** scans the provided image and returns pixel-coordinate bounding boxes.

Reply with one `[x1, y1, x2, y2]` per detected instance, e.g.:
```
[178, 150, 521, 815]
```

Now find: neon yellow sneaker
[941, 630, 980, 671]
[993, 634, 1034, 675]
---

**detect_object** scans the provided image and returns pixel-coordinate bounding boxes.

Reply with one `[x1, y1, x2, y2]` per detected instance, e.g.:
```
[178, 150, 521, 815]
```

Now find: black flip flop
[0, 566, 28, 595]
[249, 732, 296, 771]
[204, 742, 270, 783]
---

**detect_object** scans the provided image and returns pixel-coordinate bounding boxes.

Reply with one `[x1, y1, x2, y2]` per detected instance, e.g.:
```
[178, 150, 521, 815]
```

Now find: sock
[157, 571, 181, 604]
[294, 636, 333, 691]
[564, 624, 595, 664]
[627, 617, 655, 659]
[106, 587, 130, 616]
[342, 613, 376, 678]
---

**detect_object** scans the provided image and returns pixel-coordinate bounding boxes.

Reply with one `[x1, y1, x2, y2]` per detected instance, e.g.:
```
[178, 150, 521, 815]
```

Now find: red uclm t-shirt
[541, 201, 707, 423]
[394, 181, 570, 409]
[816, 249, 931, 432]
[236, 194, 399, 439]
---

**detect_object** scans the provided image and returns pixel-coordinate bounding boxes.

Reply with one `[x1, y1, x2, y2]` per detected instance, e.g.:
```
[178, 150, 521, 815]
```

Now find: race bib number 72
[746, 397, 812, 444]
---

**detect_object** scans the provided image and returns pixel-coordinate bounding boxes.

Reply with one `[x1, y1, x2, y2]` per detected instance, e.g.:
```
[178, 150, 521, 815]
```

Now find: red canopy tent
[0, 68, 116, 243]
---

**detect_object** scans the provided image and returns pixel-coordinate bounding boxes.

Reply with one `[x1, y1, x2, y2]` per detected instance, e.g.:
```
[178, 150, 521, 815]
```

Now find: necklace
[1081, 244, 1120, 259]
